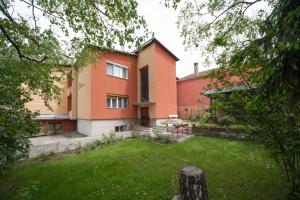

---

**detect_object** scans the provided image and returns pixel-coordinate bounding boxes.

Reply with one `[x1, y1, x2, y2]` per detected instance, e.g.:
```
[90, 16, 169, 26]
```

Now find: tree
[0, 0, 149, 173]
[165, 0, 300, 197]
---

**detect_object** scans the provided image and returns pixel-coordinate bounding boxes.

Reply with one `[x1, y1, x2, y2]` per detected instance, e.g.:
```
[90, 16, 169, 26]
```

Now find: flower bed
[192, 125, 261, 140]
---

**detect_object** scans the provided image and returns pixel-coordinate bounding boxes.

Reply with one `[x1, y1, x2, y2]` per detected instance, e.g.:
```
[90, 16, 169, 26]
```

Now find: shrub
[102, 131, 123, 145]
[131, 130, 141, 139]
[197, 112, 212, 126]
[35, 151, 55, 161]
[153, 131, 173, 144]
[85, 139, 101, 150]
[217, 115, 236, 126]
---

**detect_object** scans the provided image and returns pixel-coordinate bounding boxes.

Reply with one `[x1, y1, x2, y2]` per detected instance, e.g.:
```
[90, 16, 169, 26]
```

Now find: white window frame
[106, 96, 129, 109]
[106, 61, 128, 79]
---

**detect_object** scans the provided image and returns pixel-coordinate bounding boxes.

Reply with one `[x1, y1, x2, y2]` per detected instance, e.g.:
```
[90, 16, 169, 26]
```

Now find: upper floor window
[107, 96, 128, 109]
[140, 66, 149, 102]
[106, 62, 128, 79]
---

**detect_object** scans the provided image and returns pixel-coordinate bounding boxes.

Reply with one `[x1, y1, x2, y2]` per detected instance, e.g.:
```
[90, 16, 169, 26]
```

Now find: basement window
[48, 122, 62, 135]
[115, 125, 127, 132]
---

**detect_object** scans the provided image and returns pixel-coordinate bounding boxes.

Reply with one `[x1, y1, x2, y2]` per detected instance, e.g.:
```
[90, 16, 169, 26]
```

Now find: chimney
[194, 62, 199, 76]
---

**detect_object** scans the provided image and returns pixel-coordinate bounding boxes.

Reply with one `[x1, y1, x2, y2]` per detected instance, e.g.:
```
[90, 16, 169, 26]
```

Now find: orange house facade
[177, 63, 213, 120]
[76, 38, 178, 136]
[26, 38, 179, 136]
[177, 63, 242, 120]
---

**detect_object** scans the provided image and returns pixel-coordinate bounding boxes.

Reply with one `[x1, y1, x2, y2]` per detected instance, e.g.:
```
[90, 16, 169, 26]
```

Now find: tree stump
[173, 166, 208, 200]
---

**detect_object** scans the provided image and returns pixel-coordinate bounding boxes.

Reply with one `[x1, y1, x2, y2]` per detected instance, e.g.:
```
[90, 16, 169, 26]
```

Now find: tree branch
[0, 22, 47, 63]
[204, 0, 262, 30]
[31, 0, 37, 30]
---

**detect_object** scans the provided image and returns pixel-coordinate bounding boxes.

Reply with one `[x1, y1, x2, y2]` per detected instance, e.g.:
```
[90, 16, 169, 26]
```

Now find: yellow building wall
[25, 72, 69, 115]
[70, 69, 78, 119]
[77, 63, 92, 119]
[137, 43, 156, 119]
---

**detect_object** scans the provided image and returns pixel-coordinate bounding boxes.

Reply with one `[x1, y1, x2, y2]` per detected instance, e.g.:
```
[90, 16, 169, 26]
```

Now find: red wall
[39, 119, 77, 133]
[177, 77, 212, 119]
[177, 72, 241, 119]
[91, 53, 138, 119]
[155, 44, 178, 118]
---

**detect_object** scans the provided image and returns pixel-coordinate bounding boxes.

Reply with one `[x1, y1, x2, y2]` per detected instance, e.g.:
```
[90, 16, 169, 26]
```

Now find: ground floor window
[107, 96, 128, 109]
[48, 122, 62, 135]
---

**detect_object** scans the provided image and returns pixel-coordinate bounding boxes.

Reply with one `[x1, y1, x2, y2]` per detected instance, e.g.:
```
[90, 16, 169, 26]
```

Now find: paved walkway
[29, 132, 131, 158]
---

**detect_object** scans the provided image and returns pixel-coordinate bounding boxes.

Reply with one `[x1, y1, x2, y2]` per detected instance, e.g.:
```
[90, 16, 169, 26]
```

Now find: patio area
[29, 132, 131, 158]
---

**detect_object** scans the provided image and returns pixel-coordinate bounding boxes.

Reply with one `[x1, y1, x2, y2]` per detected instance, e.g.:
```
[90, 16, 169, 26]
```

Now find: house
[177, 63, 243, 120]
[25, 67, 77, 135]
[177, 63, 213, 120]
[27, 37, 178, 136]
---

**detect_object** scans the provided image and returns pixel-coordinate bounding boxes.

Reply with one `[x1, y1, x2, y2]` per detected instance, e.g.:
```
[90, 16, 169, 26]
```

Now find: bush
[197, 112, 212, 126]
[131, 130, 141, 139]
[102, 131, 123, 145]
[217, 115, 236, 126]
[85, 139, 101, 150]
[153, 131, 173, 144]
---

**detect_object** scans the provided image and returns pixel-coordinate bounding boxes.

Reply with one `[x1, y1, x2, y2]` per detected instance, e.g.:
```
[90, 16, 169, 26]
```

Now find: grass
[0, 137, 288, 200]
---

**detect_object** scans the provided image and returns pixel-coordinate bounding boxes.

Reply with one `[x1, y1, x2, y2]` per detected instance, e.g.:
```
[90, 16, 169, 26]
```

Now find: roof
[203, 85, 257, 95]
[178, 69, 213, 81]
[90, 45, 137, 57]
[133, 37, 179, 61]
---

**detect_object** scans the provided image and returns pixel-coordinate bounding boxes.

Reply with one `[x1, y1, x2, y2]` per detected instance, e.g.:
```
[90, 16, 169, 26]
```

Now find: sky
[137, 0, 215, 78]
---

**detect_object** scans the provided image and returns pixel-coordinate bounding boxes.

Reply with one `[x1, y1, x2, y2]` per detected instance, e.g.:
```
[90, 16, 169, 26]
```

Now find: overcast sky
[137, 0, 215, 78]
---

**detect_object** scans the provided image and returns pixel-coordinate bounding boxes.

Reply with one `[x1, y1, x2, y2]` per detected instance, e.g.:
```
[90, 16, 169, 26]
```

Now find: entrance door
[141, 107, 150, 126]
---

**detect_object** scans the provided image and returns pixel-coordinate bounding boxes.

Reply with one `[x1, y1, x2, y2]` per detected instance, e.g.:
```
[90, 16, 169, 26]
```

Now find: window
[106, 62, 128, 79]
[107, 96, 129, 109]
[115, 125, 127, 132]
[140, 66, 149, 102]
[48, 122, 62, 135]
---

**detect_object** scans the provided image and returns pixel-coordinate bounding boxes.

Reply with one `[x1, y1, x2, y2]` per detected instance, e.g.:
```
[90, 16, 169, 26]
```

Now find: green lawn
[0, 137, 288, 200]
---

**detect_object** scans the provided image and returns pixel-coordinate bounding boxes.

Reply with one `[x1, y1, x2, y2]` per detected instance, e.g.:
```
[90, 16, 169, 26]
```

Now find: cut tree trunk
[173, 166, 208, 200]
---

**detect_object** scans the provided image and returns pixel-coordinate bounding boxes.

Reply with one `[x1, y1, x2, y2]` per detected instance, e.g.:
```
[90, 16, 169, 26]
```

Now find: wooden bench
[172, 124, 189, 139]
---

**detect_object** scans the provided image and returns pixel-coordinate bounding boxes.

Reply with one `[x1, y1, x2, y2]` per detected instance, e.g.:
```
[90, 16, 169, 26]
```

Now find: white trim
[106, 61, 128, 79]
[34, 114, 69, 120]
[106, 60, 128, 69]
[106, 96, 129, 109]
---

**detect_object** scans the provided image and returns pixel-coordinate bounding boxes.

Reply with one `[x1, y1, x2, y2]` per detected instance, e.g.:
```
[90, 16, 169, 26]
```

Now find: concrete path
[29, 132, 131, 158]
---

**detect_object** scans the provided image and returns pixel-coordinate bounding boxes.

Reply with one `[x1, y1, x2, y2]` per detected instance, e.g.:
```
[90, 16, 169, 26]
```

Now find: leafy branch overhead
[0, 0, 150, 64]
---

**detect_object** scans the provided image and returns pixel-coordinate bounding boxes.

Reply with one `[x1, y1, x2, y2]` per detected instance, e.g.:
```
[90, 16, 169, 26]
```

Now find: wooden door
[141, 107, 150, 126]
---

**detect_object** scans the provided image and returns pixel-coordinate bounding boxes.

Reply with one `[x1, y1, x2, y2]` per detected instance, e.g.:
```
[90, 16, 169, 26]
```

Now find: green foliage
[0, 0, 149, 173]
[217, 115, 236, 126]
[196, 112, 212, 126]
[102, 131, 122, 145]
[130, 130, 141, 139]
[85, 140, 101, 151]
[153, 131, 173, 144]
[35, 151, 55, 162]
[167, 0, 300, 195]
[17, 181, 40, 200]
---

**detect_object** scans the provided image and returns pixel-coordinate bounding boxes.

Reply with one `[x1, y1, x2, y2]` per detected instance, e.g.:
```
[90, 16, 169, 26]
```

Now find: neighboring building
[25, 68, 77, 135]
[177, 63, 213, 120]
[28, 37, 179, 136]
[177, 63, 241, 120]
